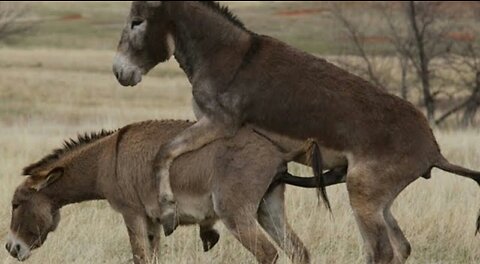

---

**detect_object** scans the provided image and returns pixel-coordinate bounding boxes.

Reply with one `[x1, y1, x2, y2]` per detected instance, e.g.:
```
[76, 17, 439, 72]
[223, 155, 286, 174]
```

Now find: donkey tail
[250, 128, 331, 211]
[433, 156, 480, 235]
[310, 141, 332, 212]
[434, 156, 480, 180]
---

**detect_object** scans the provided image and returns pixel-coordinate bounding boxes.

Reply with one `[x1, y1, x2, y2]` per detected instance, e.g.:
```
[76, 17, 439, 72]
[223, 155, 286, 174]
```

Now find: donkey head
[5, 168, 63, 261]
[113, 1, 175, 86]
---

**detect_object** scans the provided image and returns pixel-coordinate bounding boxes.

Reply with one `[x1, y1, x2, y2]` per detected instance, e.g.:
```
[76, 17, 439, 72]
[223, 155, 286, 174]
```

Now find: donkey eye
[12, 203, 20, 210]
[131, 19, 144, 29]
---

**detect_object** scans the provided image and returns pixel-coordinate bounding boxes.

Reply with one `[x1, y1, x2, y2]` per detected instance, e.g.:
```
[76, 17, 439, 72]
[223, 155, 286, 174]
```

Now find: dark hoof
[201, 229, 220, 252]
[162, 212, 178, 237]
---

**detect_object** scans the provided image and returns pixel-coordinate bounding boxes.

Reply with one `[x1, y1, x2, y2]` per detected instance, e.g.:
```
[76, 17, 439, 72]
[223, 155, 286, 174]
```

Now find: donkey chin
[112, 54, 144, 87]
[5, 232, 32, 262]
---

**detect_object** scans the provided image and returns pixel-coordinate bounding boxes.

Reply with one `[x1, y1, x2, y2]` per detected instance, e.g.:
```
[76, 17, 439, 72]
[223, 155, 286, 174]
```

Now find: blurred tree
[0, 2, 32, 42]
[436, 43, 480, 127]
[331, 4, 387, 91]
[405, 1, 454, 123]
[331, 1, 455, 124]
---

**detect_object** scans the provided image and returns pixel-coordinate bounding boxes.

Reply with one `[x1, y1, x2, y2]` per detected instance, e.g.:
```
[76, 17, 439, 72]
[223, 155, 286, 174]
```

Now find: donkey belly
[175, 192, 217, 225]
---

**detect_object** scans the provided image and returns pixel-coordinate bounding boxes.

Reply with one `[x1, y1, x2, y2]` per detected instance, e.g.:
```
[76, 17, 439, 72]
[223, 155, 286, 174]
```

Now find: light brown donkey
[112, 2, 480, 263]
[5, 120, 345, 264]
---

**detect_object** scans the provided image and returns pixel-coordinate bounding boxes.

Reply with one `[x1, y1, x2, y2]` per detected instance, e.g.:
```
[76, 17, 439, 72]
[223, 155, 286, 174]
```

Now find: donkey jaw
[112, 54, 143, 87]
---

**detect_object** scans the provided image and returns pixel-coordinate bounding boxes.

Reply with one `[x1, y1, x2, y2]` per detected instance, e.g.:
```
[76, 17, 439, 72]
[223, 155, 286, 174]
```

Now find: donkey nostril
[14, 244, 20, 253]
[5, 242, 11, 252]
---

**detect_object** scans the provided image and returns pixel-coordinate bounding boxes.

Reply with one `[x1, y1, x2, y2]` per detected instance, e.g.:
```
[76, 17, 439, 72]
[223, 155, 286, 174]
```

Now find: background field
[1, 2, 480, 264]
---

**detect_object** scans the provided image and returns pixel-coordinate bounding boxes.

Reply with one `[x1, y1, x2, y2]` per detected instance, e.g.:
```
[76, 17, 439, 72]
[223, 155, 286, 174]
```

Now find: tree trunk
[436, 72, 480, 126]
[461, 72, 480, 127]
[408, 1, 435, 122]
[422, 76, 435, 122]
[462, 103, 479, 127]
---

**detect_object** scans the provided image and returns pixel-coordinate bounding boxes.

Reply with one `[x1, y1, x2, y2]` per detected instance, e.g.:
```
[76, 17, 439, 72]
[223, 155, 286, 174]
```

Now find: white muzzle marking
[112, 54, 143, 87]
[166, 33, 175, 60]
[6, 231, 31, 261]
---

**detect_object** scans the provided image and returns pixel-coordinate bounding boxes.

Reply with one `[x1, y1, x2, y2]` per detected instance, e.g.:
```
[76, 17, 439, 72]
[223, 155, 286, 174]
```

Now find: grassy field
[1, 2, 480, 264]
[2, 1, 410, 55]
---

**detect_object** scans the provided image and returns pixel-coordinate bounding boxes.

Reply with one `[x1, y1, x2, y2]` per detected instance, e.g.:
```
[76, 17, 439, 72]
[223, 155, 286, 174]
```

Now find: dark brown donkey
[5, 120, 344, 264]
[112, 2, 480, 263]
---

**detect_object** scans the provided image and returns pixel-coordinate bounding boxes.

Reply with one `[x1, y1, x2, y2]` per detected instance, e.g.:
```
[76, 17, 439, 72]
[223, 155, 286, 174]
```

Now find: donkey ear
[30, 167, 64, 191]
[147, 1, 162, 8]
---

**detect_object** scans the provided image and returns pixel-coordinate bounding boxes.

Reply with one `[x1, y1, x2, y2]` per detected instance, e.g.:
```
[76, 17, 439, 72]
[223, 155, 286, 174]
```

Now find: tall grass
[1, 47, 480, 264]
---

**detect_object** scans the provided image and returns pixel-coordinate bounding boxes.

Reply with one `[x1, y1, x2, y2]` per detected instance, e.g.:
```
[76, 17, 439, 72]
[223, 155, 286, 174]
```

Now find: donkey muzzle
[5, 233, 31, 261]
[112, 54, 143, 87]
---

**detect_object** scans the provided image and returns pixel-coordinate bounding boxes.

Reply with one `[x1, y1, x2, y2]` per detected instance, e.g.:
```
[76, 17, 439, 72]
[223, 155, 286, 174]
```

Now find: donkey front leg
[122, 213, 153, 264]
[146, 217, 161, 260]
[154, 116, 238, 236]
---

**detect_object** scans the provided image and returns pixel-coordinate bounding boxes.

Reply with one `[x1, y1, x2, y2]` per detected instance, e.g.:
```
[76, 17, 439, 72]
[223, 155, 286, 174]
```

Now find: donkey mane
[199, 1, 247, 31]
[22, 130, 116, 176]
[22, 119, 195, 176]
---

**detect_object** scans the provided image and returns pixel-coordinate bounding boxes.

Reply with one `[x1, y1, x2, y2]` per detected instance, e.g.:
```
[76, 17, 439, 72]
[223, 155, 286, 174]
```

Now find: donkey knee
[373, 243, 395, 264]
[351, 207, 395, 264]
[221, 215, 278, 264]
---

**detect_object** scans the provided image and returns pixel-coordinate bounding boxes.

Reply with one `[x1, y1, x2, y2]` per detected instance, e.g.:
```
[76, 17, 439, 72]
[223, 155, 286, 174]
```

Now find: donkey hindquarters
[212, 136, 310, 264]
[215, 185, 309, 264]
[347, 159, 418, 264]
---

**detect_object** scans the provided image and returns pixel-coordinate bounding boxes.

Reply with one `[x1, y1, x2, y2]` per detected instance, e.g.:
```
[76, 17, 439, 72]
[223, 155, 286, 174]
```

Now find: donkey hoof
[162, 212, 178, 237]
[201, 229, 220, 252]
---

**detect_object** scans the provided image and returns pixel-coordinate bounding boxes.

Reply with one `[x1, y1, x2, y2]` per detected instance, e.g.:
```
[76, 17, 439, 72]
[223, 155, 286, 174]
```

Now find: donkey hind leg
[199, 220, 220, 252]
[258, 184, 310, 264]
[221, 210, 279, 264]
[347, 164, 417, 264]
[384, 204, 411, 264]
[122, 213, 152, 264]
[154, 116, 236, 236]
[382, 172, 415, 263]
[146, 217, 161, 261]
[347, 168, 396, 264]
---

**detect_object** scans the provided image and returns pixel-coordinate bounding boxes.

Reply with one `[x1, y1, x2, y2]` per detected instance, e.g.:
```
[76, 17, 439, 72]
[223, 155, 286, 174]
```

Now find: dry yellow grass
[1, 46, 480, 264]
[1, 2, 480, 263]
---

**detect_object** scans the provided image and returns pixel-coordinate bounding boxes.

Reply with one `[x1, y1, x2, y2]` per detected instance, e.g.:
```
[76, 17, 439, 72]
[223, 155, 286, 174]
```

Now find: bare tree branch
[0, 2, 33, 42]
[435, 96, 471, 125]
[438, 41, 480, 126]
[330, 1, 474, 126]
[330, 3, 386, 90]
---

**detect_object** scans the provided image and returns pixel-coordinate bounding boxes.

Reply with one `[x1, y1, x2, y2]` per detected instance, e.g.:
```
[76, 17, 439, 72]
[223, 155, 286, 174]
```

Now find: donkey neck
[41, 143, 107, 209]
[168, 2, 251, 80]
